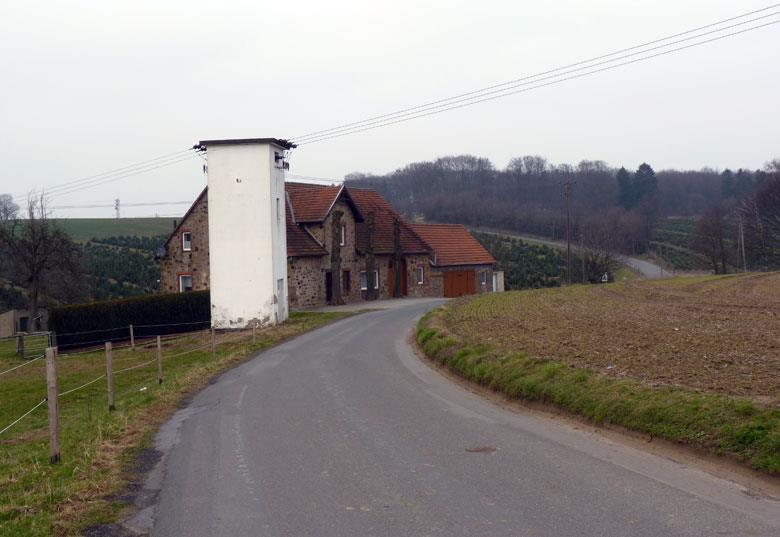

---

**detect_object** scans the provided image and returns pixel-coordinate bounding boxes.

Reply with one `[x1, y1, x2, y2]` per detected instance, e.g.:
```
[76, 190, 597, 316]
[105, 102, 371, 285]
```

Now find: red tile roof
[285, 182, 343, 223]
[349, 188, 430, 255]
[409, 224, 495, 267]
[285, 200, 327, 257]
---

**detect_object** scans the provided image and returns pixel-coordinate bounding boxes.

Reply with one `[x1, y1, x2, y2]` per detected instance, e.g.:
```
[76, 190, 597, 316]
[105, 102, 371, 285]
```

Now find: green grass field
[0, 311, 351, 536]
[53, 218, 177, 242]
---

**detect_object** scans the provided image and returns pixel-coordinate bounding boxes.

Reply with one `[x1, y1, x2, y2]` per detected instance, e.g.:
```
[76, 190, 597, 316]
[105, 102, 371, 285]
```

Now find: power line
[52, 201, 194, 210]
[45, 152, 200, 200]
[14, 148, 194, 200]
[285, 173, 344, 184]
[292, 4, 780, 145]
[293, 18, 780, 145]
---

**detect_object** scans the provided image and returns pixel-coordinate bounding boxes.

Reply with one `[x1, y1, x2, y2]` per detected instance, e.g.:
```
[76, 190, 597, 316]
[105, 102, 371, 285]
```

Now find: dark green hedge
[49, 291, 210, 350]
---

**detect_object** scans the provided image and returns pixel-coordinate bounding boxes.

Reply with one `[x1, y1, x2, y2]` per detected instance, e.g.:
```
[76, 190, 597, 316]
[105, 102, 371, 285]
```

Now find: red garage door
[443, 270, 476, 298]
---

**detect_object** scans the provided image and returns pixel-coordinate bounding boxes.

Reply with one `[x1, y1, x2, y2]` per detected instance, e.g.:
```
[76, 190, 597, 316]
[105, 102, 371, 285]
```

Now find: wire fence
[0, 321, 263, 461]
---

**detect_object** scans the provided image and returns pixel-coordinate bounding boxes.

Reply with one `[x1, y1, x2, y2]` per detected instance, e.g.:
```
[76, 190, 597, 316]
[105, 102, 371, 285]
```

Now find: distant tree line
[347, 155, 775, 271]
[690, 161, 780, 273]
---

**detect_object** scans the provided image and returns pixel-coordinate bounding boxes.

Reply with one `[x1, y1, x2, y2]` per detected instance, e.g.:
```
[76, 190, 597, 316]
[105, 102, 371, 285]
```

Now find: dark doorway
[388, 259, 408, 298]
[342, 270, 351, 294]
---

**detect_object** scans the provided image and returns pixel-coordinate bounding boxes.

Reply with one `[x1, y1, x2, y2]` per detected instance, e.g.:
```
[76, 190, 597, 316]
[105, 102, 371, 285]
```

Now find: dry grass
[444, 273, 780, 405]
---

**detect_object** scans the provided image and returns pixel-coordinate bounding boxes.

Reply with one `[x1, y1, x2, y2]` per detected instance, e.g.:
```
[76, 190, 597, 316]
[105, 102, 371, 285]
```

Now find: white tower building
[197, 138, 293, 328]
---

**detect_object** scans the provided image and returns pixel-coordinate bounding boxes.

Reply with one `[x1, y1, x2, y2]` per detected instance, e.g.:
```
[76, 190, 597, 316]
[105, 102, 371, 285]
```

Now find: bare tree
[0, 194, 83, 325]
[579, 209, 622, 282]
[689, 204, 730, 274]
[754, 168, 780, 248]
[0, 194, 18, 221]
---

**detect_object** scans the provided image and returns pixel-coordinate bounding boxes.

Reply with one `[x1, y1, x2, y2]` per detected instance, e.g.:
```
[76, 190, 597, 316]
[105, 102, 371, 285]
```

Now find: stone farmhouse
[160, 182, 498, 308]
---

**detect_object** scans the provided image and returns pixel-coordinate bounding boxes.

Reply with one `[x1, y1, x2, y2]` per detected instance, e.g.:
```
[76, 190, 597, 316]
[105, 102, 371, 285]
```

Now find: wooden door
[443, 270, 476, 297]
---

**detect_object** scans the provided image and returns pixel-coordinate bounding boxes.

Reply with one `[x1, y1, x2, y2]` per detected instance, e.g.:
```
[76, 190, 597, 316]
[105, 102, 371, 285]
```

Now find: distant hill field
[53, 217, 178, 242]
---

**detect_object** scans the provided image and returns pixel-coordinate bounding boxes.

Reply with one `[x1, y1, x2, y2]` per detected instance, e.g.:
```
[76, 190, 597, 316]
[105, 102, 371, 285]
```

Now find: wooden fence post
[129, 324, 135, 351]
[16, 334, 24, 358]
[105, 342, 115, 411]
[45, 347, 60, 464]
[252, 324, 256, 345]
[156, 336, 163, 385]
[211, 328, 216, 360]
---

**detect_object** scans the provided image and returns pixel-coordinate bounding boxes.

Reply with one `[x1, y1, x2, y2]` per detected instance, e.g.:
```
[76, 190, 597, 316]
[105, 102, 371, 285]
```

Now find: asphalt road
[142, 300, 780, 536]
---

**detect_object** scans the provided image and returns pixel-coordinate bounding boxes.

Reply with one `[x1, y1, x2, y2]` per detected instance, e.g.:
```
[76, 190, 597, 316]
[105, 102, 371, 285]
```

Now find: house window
[340, 224, 346, 247]
[342, 270, 351, 293]
[360, 270, 379, 291]
[480, 271, 488, 286]
[179, 274, 193, 292]
[181, 231, 192, 252]
[417, 266, 424, 285]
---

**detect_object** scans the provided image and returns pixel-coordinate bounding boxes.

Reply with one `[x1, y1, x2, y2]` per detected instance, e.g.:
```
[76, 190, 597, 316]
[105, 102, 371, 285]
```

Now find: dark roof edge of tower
[194, 138, 297, 150]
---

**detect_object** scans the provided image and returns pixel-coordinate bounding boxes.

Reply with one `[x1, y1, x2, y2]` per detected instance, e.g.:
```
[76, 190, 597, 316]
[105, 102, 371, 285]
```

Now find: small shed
[0, 309, 49, 337]
[409, 224, 497, 298]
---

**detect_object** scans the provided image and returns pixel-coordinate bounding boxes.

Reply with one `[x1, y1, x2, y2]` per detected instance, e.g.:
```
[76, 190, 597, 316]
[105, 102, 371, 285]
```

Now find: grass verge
[0, 310, 352, 536]
[416, 306, 780, 475]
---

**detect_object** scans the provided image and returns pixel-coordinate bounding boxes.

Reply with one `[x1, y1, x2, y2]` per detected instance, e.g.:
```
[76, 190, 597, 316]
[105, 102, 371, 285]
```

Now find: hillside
[53, 217, 176, 242]
[438, 273, 780, 403]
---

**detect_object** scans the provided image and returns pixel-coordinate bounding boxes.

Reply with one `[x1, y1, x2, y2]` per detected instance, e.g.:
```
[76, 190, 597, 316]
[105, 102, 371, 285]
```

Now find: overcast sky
[1, 0, 778, 217]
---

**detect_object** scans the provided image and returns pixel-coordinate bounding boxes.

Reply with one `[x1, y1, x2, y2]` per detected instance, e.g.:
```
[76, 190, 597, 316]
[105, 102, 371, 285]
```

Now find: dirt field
[443, 273, 780, 405]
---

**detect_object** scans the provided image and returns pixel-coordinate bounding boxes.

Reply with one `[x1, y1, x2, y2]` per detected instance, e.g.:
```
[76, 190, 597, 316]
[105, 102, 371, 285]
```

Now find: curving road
[136, 300, 779, 536]
[474, 229, 668, 279]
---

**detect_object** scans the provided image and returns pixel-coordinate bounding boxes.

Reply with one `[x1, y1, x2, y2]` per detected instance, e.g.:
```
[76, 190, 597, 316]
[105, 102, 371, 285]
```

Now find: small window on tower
[340, 224, 346, 246]
[182, 232, 192, 251]
[417, 266, 424, 285]
[276, 198, 281, 224]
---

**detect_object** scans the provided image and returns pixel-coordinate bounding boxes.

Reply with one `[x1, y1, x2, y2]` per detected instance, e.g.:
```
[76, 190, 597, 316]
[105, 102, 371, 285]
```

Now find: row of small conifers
[416, 306, 780, 475]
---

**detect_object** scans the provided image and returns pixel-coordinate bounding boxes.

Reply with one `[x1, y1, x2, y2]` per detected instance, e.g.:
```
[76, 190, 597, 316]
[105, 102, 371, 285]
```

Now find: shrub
[49, 291, 210, 349]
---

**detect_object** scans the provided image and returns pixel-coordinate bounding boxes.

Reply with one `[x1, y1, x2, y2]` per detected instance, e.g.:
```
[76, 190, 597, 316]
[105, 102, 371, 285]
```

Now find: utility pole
[562, 181, 575, 284]
[738, 212, 748, 272]
[114, 199, 120, 219]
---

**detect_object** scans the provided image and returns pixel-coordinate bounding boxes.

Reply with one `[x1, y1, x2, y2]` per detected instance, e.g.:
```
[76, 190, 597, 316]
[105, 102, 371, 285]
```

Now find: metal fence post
[105, 342, 115, 411]
[156, 335, 163, 385]
[45, 347, 60, 464]
[16, 334, 24, 359]
[252, 324, 256, 345]
[129, 324, 135, 351]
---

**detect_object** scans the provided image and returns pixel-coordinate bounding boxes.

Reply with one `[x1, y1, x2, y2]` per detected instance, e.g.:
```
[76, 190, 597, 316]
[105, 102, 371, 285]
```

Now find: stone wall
[301, 199, 366, 305]
[404, 254, 435, 298]
[288, 256, 326, 308]
[160, 193, 210, 294]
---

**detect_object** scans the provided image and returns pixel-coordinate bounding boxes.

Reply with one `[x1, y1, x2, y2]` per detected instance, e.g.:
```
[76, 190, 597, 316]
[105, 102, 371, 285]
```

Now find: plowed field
[444, 273, 780, 405]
